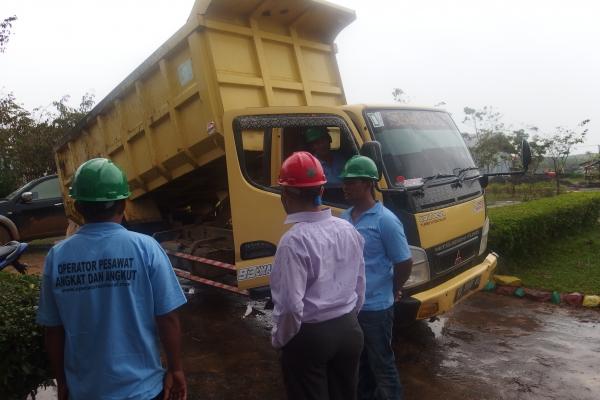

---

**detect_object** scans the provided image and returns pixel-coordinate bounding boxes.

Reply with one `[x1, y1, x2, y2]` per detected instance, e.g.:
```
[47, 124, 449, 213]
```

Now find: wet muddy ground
[21, 249, 599, 400]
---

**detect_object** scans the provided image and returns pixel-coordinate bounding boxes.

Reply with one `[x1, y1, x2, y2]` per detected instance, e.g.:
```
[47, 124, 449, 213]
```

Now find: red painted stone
[523, 288, 552, 302]
[563, 292, 584, 306]
[496, 285, 518, 296]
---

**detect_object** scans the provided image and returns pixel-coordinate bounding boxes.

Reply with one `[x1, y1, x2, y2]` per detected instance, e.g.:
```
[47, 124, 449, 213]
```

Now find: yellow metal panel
[290, 28, 312, 105]
[412, 253, 497, 318]
[303, 47, 340, 86]
[272, 88, 306, 106]
[311, 92, 344, 106]
[209, 30, 261, 78]
[177, 92, 209, 146]
[134, 81, 171, 183]
[263, 40, 301, 82]
[416, 196, 486, 249]
[129, 134, 153, 176]
[220, 84, 267, 109]
[55, 0, 355, 224]
[121, 89, 143, 133]
[223, 105, 363, 289]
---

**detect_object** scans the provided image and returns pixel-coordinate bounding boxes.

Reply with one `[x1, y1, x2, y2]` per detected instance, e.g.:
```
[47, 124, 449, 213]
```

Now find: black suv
[0, 175, 68, 244]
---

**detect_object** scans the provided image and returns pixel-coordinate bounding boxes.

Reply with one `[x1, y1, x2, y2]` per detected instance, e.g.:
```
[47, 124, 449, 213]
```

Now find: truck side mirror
[521, 140, 532, 172]
[360, 141, 384, 180]
[21, 192, 33, 203]
[479, 175, 489, 189]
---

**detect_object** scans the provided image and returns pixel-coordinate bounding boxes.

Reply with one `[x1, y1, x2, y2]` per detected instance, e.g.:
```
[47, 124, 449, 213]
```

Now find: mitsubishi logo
[454, 250, 463, 266]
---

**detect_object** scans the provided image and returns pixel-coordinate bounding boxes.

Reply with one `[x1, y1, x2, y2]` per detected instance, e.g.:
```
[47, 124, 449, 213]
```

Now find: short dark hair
[75, 200, 126, 223]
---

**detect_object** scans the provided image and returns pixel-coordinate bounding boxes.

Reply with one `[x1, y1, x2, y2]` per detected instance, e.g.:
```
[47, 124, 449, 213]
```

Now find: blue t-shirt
[36, 222, 187, 400]
[319, 152, 346, 188]
[341, 202, 411, 311]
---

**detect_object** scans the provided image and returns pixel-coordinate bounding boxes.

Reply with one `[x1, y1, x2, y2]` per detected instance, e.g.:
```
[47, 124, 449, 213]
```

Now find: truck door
[222, 107, 363, 290]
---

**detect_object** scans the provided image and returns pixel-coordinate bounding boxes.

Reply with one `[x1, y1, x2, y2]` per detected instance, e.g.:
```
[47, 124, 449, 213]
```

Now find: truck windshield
[365, 109, 477, 186]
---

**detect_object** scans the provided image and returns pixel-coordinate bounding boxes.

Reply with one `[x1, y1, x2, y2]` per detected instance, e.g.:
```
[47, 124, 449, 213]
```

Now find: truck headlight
[478, 217, 489, 256]
[404, 246, 430, 289]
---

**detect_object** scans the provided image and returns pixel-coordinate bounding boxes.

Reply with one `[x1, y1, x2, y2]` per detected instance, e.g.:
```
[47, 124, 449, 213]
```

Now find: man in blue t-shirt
[36, 158, 187, 400]
[304, 127, 346, 188]
[340, 156, 413, 400]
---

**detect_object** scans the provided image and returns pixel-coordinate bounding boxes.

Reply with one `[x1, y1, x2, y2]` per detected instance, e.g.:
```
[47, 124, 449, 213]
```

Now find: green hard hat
[339, 155, 379, 180]
[304, 127, 330, 144]
[70, 158, 130, 202]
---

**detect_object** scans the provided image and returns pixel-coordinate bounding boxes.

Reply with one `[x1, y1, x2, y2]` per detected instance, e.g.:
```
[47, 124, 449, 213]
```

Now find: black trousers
[281, 312, 364, 400]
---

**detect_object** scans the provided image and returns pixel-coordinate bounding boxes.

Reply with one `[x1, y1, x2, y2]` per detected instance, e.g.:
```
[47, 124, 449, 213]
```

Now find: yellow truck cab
[55, 0, 498, 320]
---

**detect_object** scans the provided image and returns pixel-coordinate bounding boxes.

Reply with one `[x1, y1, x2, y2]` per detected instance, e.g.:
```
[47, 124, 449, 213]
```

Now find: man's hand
[393, 259, 413, 302]
[45, 326, 68, 400]
[156, 311, 186, 400]
[394, 290, 403, 302]
[162, 370, 187, 400]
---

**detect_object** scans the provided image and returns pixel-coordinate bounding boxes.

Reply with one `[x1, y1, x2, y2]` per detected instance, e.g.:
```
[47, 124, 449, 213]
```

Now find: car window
[29, 178, 62, 200]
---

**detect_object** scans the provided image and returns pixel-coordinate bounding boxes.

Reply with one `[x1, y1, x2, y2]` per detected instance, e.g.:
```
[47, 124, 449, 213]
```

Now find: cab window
[240, 129, 272, 187]
[280, 125, 356, 205]
[234, 115, 358, 207]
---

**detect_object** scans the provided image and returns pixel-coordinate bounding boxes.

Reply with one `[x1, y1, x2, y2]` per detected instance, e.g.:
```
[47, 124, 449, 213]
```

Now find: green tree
[0, 93, 35, 195]
[463, 105, 504, 141]
[392, 88, 409, 103]
[543, 119, 590, 194]
[471, 131, 514, 173]
[508, 127, 550, 174]
[462, 106, 514, 172]
[0, 93, 95, 196]
[0, 15, 17, 53]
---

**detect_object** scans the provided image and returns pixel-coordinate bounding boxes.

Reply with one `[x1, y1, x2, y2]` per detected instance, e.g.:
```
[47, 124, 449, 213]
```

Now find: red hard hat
[278, 151, 327, 187]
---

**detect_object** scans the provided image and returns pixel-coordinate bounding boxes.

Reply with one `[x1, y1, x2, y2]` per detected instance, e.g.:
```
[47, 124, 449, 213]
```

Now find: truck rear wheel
[0, 225, 12, 245]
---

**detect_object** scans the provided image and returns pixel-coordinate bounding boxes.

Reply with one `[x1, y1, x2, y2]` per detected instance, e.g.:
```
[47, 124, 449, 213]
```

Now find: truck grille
[427, 229, 481, 275]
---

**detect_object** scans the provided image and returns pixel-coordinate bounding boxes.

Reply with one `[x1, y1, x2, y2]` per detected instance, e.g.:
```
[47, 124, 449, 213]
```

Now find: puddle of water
[398, 292, 600, 400]
[21, 248, 600, 400]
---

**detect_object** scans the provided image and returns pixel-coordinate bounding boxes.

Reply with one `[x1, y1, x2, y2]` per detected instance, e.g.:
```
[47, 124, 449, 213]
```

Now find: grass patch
[485, 181, 567, 204]
[500, 225, 600, 294]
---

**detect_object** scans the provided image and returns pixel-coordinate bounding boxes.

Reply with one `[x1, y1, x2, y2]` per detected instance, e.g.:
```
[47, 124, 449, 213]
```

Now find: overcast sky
[1, 0, 598, 152]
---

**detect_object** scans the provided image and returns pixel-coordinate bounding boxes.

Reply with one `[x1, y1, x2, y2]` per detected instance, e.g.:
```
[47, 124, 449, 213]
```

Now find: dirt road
[23, 250, 599, 400]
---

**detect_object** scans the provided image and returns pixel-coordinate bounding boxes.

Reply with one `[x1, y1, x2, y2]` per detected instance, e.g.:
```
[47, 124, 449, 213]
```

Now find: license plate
[454, 275, 481, 302]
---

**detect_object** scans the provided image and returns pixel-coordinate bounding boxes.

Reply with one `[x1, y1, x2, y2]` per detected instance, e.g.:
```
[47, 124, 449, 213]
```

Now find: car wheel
[0, 225, 12, 245]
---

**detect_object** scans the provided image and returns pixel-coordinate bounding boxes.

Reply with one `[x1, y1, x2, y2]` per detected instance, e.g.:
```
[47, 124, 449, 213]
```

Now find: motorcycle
[0, 241, 29, 274]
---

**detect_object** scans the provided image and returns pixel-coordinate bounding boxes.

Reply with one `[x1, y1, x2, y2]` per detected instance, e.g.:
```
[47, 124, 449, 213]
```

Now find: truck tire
[0, 225, 12, 245]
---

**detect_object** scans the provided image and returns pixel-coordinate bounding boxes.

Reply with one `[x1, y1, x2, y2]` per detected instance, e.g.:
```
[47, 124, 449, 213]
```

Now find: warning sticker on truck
[237, 263, 272, 282]
[366, 112, 385, 128]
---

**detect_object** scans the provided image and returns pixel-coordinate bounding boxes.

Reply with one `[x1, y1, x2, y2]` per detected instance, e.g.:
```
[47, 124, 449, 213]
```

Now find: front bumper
[396, 252, 498, 321]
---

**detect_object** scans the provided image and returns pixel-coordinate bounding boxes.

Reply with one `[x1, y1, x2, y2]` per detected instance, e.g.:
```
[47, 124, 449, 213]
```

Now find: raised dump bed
[55, 0, 355, 225]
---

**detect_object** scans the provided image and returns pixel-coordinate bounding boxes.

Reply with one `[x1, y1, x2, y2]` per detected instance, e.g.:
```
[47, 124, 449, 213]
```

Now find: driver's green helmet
[304, 127, 330, 144]
[69, 158, 130, 202]
[339, 155, 379, 180]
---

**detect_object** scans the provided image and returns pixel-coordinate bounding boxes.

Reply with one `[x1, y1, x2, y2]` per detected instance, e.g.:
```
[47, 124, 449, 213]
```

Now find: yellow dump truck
[55, 0, 517, 320]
